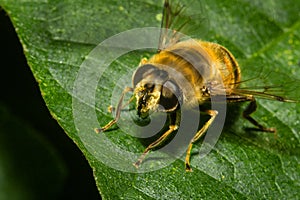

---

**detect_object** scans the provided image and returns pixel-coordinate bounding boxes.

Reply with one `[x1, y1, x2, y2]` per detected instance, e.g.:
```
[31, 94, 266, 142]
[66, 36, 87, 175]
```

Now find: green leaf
[1, 0, 299, 199]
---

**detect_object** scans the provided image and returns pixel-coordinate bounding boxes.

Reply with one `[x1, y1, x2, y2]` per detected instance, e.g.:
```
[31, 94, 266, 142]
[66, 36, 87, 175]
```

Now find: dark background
[0, 9, 100, 200]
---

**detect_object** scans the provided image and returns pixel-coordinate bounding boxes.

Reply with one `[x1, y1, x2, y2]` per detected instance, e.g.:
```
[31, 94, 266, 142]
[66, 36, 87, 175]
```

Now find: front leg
[133, 110, 180, 168]
[95, 87, 133, 133]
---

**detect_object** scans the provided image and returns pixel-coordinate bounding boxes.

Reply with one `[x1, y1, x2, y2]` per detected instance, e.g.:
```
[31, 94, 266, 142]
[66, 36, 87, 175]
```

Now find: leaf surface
[1, 0, 299, 199]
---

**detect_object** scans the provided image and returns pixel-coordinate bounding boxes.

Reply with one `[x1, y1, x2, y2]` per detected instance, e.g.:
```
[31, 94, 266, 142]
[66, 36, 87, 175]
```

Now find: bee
[95, 0, 299, 172]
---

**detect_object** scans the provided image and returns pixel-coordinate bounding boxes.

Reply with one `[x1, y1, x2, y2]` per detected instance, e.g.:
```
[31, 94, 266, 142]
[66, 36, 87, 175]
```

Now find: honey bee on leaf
[95, 0, 299, 172]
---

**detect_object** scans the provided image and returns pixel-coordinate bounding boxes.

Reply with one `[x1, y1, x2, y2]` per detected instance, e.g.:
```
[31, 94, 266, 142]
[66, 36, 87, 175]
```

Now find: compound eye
[162, 81, 179, 99]
[159, 80, 181, 111]
[132, 64, 157, 86]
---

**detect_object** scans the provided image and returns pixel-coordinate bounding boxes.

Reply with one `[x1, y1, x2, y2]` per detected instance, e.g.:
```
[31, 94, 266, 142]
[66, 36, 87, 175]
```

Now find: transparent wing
[231, 68, 300, 102]
[158, 0, 208, 50]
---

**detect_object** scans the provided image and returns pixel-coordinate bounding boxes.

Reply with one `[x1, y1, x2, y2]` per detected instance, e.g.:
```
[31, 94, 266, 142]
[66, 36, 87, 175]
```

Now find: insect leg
[243, 96, 276, 133]
[185, 110, 218, 172]
[133, 110, 180, 168]
[107, 95, 135, 113]
[94, 87, 133, 133]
